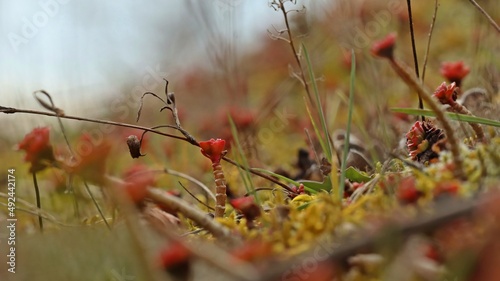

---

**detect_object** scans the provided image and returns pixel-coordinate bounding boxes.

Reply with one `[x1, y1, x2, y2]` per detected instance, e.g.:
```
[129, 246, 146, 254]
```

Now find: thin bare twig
[33, 90, 75, 155]
[274, 0, 315, 106]
[421, 0, 439, 83]
[468, 0, 500, 33]
[83, 180, 111, 230]
[222, 156, 294, 193]
[164, 168, 216, 202]
[32, 172, 43, 232]
[0, 105, 191, 142]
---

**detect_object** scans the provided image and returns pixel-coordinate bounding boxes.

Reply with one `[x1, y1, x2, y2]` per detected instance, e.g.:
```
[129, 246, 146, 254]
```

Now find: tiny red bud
[371, 33, 397, 59]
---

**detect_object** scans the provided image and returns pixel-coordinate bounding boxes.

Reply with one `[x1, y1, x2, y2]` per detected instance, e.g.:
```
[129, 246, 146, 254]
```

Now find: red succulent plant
[17, 127, 55, 172]
[433, 82, 458, 105]
[406, 121, 446, 163]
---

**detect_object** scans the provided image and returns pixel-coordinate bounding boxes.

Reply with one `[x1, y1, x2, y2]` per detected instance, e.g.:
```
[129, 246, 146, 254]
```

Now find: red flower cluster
[199, 138, 226, 164]
[440, 61, 470, 86]
[289, 183, 305, 199]
[433, 82, 458, 105]
[371, 33, 397, 59]
[17, 127, 55, 172]
[406, 121, 428, 160]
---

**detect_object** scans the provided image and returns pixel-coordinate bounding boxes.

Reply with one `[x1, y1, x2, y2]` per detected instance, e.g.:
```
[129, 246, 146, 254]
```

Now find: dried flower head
[440, 61, 470, 87]
[17, 127, 55, 172]
[199, 138, 226, 164]
[126, 135, 144, 159]
[433, 82, 458, 105]
[406, 121, 446, 163]
[370, 33, 397, 59]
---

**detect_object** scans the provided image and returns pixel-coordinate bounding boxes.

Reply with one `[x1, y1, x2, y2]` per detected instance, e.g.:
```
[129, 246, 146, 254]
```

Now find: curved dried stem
[33, 90, 74, 155]
[163, 168, 216, 202]
[136, 91, 168, 122]
[468, 0, 500, 33]
[272, 0, 314, 106]
[0, 106, 191, 142]
[221, 156, 295, 193]
[83, 180, 111, 230]
[177, 181, 214, 211]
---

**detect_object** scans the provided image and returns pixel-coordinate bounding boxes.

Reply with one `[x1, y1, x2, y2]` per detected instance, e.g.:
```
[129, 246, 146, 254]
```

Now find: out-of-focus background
[0, 0, 334, 136]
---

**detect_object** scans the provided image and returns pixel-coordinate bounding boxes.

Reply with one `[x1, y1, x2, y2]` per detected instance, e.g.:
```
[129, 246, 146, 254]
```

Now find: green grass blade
[391, 108, 500, 127]
[302, 43, 333, 161]
[339, 50, 356, 199]
[228, 115, 260, 205]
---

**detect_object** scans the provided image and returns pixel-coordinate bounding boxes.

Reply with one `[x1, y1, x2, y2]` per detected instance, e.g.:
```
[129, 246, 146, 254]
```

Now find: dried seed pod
[126, 135, 144, 158]
[406, 121, 446, 163]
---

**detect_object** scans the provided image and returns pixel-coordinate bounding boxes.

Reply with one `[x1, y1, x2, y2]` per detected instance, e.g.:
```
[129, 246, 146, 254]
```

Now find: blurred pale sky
[0, 1, 282, 114]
